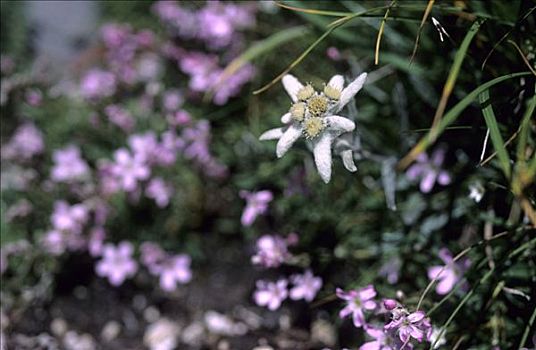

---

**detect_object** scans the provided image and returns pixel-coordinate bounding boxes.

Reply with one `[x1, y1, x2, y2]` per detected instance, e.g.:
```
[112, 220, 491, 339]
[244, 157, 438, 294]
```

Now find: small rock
[143, 318, 180, 350]
[217, 339, 230, 350]
[73, 286, 88, 300]
[234, 306, 262, 330]
[0, 311, 9, 331]
[63, 331, 96, 350]
[181, 321, 205, 346]
[311, 318, 336, 346]
[50, 318, 68, 337]
[132, 294, 147, 311]
[100, 320, 121, 342]
[278, 313, 291, 331]
[204, 311, 248, 336]
[144, 306, 160, 323]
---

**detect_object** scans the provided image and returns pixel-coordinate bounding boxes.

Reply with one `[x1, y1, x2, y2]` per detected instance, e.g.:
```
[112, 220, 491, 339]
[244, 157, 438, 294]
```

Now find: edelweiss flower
[260, 73, 367, 183]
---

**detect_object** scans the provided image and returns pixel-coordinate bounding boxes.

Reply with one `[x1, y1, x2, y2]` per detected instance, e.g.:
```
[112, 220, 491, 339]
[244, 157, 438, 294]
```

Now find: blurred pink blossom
[105, 105, 135, 132]
[253, 279, 288, 310]
[88, 227, 106, 257]
[51, 145, 90, 182]
[154, 254, 192, 292]
[240, 190, 273, 226]
[146, 177, 173, 207]
[80, 69, 116, 100]
[251, 234, 290, 268]
[111, 148, 150, 192]
[427, 248, 471, 295]
[96, 241, 138, 286]
[51, 201, 89, 235]
[2, 122, 44, 160]
[406, 148, 451, 193]
[337, 285, 377, 328]
[289, 270, 322, 302]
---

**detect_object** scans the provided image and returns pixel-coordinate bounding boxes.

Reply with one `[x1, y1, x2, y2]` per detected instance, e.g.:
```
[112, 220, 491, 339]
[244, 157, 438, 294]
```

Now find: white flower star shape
[259, 73, 367, 183]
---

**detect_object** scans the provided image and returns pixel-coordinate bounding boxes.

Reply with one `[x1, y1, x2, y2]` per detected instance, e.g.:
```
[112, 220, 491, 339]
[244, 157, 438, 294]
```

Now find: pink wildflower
[239, 190, 273, 226]
[95, 241, 138, 286]
[253, 279, 288, 311]
[289, 270, 322, 302]
[337, 285, 377, 328]
[427, 248, 471, 295]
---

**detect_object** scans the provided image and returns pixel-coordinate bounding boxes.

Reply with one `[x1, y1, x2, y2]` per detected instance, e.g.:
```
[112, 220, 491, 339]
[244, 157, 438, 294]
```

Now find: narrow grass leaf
[375, 1, 395, 65]
[429, 19, 485, 138]
[409, 0, 435, 63]
[216, 26, 308, 89]
[398, 71, 531, 170]
[479, 89, 511, 178]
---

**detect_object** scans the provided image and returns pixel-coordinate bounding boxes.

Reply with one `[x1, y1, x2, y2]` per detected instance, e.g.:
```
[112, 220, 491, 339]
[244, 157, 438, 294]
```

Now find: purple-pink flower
[337, 285, 377, 328]
[105, 105, 135, 132]
[51, 145, 90, 182]
[1, 122, 44, 160]
[145, 177, 173, 207]
[111, 148, 150, 192]
[95, 241, 138, 286]
[384, 309, 432, 344]
[140, 241, 167, 272]
[162, 89, 183, 112]
[41, 230, 67, 255]
[25, 88, 43, 106]
[80, 69, 116, 100]
[128, 131, 159, 163]
[427, 248, 471, 295]
[253, 279, 288, 311]
[88, 227, 106, 257]
[251, 234, 290, 268]
[240, 190, 273, 227]
[361, 326, 413, 350]
[289, 270, 322, 302]
[139, 242, 193, 291]
[406, 148, 451, 193]
[51, 201, 89, 234]
[154, 254, 192, 292]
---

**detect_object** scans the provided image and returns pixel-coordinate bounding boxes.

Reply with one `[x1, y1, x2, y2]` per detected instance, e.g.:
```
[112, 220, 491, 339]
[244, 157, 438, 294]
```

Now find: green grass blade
[253, 6, 388, 95]
[277, 1, 353, 17]
[431, 237, 536, 350]
[479, 89, 512, 178]
[430, 19, 485, 139]
[216, 26, 309, 88]
[398, 71, 532, 170]
[516, 93, 536, 163]
[519, 305, 536, 349]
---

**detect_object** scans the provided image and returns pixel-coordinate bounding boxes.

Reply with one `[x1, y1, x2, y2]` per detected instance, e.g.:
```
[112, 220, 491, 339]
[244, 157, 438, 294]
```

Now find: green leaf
[516, 92, 536, 163]
[399, 71, 532, 169]
[479, 89, 512, 178]
[217, 25, 309, 87]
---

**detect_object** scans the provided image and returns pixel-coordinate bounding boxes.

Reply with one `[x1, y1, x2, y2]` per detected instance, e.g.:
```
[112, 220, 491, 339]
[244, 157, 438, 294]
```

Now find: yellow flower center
[324, 85, 341, 100]
[289, 102, 305, 121]
[297, 84, 314, 101]
[303, 117, 326, 139]
[307, 95, 328, 117]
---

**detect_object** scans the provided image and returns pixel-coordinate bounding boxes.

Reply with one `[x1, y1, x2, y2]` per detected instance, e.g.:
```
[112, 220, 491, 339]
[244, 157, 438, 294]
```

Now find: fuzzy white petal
[340, 149, 357, 172]
[259, 127, 285, 141]
[276, 124, 303, 158]
[281, 112, 292, 124]
[336, 72, 367, 112]
[313, 133, 333, 183]
[328, 75, 344, 90]
[325, 115, 355, 135]
[282, 75, 304, 102]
